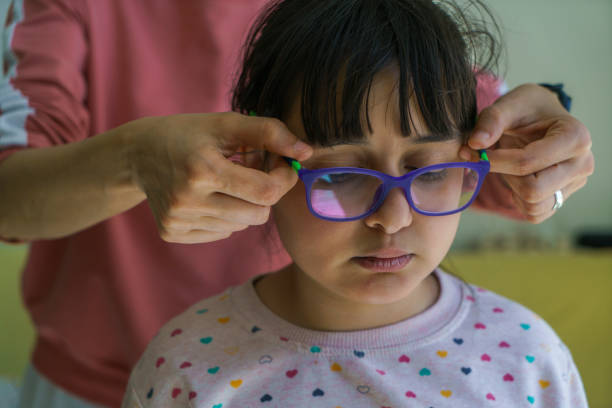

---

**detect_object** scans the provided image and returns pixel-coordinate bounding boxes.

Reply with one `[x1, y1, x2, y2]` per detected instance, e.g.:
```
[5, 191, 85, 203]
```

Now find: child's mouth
[353, 254, 413, 272]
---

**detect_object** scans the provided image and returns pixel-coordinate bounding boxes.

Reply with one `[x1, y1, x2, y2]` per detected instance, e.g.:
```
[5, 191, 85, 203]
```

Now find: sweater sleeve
[0, 0, 90, 243]
[0, 0, 90, 157]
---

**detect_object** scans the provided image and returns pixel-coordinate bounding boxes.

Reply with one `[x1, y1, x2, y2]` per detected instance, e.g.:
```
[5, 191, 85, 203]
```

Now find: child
[121, 0, 588, 406]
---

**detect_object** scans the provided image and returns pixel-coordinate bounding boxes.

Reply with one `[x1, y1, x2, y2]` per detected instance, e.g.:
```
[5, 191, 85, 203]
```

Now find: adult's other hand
[126, 112, 312, 243]
[460, 83, 594, 223]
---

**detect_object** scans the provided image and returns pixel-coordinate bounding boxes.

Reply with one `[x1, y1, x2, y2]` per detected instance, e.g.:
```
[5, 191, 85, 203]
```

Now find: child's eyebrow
[413, 132, 462, 144]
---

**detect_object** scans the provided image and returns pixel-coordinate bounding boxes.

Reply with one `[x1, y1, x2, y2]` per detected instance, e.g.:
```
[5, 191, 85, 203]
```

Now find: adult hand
[460, 83, 594, 223]
[127, 112, 312, 243]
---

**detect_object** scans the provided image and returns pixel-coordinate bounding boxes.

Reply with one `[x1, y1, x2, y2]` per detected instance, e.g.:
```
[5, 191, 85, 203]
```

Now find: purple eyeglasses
[283, 150, 490, 222]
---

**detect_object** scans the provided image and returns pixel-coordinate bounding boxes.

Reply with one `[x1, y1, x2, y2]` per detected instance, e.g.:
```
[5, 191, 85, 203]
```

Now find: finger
[484, 119, 588, 176]
[161, 215, 250, 233]
[217, 112, 313, 161]
[170, 192, 272, 225]
[196, 150, 299, 206]
[500, 154, 589, 204]
[468, 83, 564, 149]
[509, 178, 586, 224]
[160, 229, 234, 244]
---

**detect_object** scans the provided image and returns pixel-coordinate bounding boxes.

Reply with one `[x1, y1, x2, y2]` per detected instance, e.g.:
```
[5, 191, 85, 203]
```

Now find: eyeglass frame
[282, 150, 490, 222]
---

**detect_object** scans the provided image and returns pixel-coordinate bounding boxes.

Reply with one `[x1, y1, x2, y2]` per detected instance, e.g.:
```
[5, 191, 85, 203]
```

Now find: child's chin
[345, 273, 419, 305]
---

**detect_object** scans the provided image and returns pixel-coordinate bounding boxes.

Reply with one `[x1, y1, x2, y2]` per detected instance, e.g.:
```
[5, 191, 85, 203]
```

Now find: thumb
[225, 112, 313, 161]
[469, 107, 507, 150]
[468, 84, 548, 150]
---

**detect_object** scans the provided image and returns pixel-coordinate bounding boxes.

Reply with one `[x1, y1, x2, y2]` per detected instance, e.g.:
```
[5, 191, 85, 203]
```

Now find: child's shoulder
[146, 285, 244, 355]
[463, 280, 562, 343]
[125, 285, 250, 400]
[454, 277, 573, 371]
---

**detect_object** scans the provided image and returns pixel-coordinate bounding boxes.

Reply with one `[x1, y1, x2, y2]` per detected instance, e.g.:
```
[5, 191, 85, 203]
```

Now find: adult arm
[0, 0, 311, 243]
[0, 113, 312, 243]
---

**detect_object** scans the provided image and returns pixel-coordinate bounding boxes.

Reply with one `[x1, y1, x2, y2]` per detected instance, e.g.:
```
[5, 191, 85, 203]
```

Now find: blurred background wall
[453, 0, 612, 250]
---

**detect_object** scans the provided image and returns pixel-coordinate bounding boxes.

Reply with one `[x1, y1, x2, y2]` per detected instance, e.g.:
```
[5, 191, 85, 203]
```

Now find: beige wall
[455, 0, 612, 249]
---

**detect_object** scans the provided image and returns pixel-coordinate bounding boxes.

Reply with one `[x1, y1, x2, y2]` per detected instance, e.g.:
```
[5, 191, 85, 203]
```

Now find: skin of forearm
[0, 128, 147, 241]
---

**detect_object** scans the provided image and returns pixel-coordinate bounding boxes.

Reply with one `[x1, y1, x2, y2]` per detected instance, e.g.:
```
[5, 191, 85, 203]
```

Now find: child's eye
[416, 168, 448, 183]
[320, 173, 359, 184]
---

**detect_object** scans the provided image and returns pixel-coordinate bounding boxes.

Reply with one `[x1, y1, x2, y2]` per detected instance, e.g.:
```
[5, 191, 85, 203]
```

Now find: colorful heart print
[539, 380, 550, 389]
[155, 357, 165, 368]
[259, 355, 273, 364]
[419, 368, 431, 376]
[357, 385, 370, 394]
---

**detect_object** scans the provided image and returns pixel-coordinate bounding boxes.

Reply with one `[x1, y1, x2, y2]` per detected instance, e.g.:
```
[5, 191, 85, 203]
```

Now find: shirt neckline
[231, 268, 470, 354]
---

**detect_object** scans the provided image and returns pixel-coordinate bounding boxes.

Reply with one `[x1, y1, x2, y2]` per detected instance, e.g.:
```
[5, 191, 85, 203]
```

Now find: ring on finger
[552, 189, 564, 210]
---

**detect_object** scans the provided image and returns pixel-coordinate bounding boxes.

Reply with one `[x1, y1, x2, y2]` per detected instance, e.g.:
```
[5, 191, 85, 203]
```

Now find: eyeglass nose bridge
[368, 173, 419, 215]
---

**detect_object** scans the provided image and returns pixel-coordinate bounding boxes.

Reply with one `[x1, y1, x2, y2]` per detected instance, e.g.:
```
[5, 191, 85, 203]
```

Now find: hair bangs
[232, 0, 501, 146]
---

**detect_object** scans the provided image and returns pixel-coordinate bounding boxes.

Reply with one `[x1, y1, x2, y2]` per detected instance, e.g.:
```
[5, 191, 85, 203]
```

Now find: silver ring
[552, 189, 564, 210]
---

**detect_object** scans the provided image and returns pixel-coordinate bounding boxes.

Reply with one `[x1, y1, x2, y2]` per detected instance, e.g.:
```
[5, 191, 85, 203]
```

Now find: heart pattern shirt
[121, 269, 588, 408]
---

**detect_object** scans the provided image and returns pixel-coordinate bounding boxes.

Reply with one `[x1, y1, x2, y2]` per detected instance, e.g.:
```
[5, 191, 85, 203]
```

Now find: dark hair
[232, 0, 502, 146]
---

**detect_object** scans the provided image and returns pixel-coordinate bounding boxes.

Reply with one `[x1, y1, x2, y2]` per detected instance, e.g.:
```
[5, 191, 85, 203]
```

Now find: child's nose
[363, 187, 413, 233]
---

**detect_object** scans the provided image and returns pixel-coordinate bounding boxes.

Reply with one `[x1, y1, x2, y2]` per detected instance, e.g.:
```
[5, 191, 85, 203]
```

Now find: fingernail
[293, 141, 311, 155]
[470, 131, 489, 147]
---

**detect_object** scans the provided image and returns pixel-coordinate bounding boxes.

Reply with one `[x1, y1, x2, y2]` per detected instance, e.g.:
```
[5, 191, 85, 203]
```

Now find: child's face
[273, 68, 463, 305]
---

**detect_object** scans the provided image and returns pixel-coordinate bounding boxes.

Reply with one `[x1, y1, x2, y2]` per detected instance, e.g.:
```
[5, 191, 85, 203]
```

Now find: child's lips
[353, 254, 413, 272]
[360, 248, 410, 258]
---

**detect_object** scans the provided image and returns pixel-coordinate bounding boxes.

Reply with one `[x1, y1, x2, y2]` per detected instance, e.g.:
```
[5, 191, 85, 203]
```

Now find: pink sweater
[121, 269, 587, 407]
[0, 1, 503, 406]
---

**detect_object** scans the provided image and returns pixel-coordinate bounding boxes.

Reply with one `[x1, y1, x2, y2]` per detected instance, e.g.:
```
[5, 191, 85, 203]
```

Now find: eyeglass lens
[310, 166, 480, 219]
